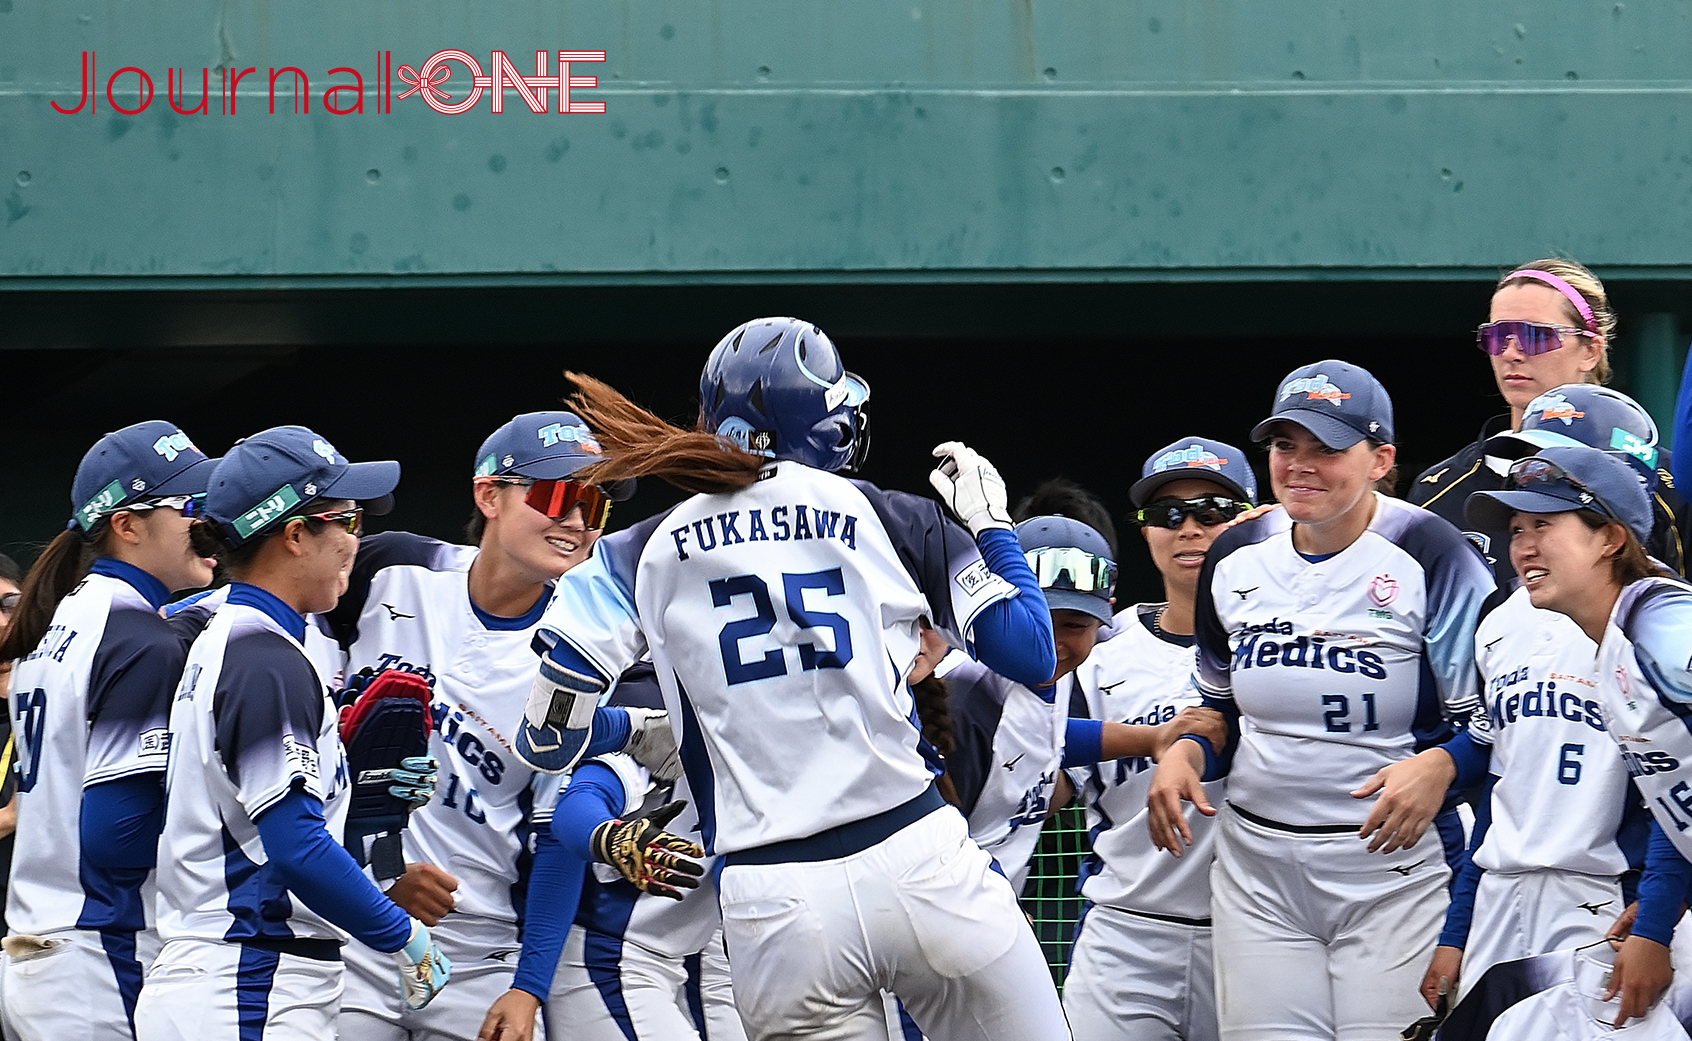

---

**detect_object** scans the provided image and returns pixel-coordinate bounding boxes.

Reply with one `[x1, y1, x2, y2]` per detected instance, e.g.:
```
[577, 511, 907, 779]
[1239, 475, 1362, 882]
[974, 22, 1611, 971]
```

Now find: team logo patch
[138, 728, 171, 756]
[537, 422, 602, 454]
[282, 733, 322, 780]
[232, 483, 304, 539]
[1527, 391, 1585, 426]
[955, 559, 993, 595]
[1611, 427, 1659, 468]
[312, 438, 340, 463]
[152, 431, 196, 461]
[1280, 374, 1350, 406]
[75, 479, 127, 530]
[716, 417, 776, 457]
[1367, 574, 1398, 607]
[1153, 443, 1228, 474]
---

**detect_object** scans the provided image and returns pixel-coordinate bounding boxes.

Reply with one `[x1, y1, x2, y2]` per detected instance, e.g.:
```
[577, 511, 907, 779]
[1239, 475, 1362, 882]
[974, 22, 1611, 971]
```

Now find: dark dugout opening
[3, 277, 1686, 601]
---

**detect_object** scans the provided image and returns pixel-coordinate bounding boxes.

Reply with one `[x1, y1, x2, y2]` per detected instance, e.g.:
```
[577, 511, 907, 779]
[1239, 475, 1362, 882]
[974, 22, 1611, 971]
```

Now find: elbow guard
[514, 652, 608, 775]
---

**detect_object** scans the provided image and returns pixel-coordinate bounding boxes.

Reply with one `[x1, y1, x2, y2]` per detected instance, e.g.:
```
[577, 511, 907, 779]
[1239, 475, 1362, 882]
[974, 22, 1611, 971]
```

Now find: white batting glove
[623, 708, 683, 782]
[929, 441, 1013, 536]
[394, 919, 452, 1010]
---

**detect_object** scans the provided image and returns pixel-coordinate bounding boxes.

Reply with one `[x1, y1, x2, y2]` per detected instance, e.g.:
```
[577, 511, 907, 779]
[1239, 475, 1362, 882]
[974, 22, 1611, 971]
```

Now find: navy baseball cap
[1466, 445, 1652, 545]
[1015, 515, 1115, 624]
[1250, 360, 1395, 450]
[206, 426, 399, 545]
[1484, 385, 1661, 483]
[474, 411, 635, 500]
[70, 420, 216, 531]
[1131, 436, 1258, 507]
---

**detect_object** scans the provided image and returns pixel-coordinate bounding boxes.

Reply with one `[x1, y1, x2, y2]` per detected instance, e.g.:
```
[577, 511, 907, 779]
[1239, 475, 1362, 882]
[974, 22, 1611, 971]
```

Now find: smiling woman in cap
[1462, 445, 1692, 1029]
[1146, 360, 1497, 1041]
[0, 421, 216, 1041]
[134, 425, 456, 1040]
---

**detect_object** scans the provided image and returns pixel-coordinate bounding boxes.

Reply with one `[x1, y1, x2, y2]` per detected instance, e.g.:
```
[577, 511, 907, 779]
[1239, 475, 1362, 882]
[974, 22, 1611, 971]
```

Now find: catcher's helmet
[698, 317, 871, 473]
[1486, 384, 1661, 483]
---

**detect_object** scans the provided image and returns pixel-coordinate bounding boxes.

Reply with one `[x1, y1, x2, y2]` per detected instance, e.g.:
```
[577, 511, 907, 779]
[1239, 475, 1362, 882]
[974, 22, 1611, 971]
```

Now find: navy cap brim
[1250, 409, 1369, 450]
[508, 454, 598, 482]
[322, 459, 401, 505]
[1465, 488, 1588, 532]
[152, 455, 219, 497]
[1043, 589, 1114, 624]
[1482, 429, 1584, 460]
[1130, 470, 1253, 508]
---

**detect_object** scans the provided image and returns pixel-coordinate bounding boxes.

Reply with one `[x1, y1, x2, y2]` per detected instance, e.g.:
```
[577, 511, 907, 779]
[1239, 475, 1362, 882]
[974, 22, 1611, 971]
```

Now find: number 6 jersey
[534, 460, 1015, 855]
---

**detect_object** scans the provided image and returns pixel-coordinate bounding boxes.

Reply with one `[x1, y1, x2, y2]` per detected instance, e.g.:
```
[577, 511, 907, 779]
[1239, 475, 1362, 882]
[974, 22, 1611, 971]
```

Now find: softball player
[516, 317, 1071, 1040]
[1411, 260, 1691, 580]
[325, 411, 657, 1041]
[134, 426, 449, 1040]
[1464, 445, 1692, 1029]
[1148, 360, 1495, 1041]
[0, 422, 216, 1041]
[1420, 386, 1670, 1005]
[1062, 436, 1257, 1041]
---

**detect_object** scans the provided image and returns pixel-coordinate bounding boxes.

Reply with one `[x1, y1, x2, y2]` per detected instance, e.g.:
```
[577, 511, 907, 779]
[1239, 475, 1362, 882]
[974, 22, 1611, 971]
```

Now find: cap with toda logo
[69, 420, 216, 532]
[1483, 385, 1661, 484]
[1130, 436, 1258, 507]
[1250, 360, 1395, 450]
[206, 425, 399, 545]
[473, 411, 635, 500]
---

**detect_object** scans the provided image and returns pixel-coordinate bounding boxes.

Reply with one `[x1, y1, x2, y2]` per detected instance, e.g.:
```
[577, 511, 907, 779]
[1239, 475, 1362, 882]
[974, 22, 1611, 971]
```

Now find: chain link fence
[1017, 806, 1091, 990]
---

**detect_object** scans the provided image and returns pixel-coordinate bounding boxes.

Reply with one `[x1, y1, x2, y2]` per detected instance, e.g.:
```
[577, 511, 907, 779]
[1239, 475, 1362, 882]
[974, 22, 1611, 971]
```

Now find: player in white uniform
[514, 318, 1071, 1040]
[1464, 444, 1692, 1029]
[1420, 387, 1673, 1008]
[134, 426, 450, 1040]
[1063, 436, 1258, 1041]
[0, 422, 217, 1041]
[323, 411, 655, 1041]
[1148, 360, 1496, 1041]
[525, 664, 746, 1041]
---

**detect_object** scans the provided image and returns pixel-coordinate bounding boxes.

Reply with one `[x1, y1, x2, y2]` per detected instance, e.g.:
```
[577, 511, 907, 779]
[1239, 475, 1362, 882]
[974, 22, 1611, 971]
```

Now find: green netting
[1017, 806, 1092, 990]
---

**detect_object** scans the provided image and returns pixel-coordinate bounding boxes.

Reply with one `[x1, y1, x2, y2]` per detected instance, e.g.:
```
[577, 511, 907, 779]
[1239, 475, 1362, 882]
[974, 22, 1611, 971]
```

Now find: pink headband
[1504, 269, 1597, 332]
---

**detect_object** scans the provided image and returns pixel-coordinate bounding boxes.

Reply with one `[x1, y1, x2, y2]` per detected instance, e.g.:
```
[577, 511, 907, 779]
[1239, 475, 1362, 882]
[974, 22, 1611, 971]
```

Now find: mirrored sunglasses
[124, 493, 206, 518]
[1507, 457, 1617, 520]
[1135, 496, 1246, 529]
[1476, 319, 1597, 358]
[485, 477, 613, 529]
[1023, 545, 1116, 593]
[290, 506, 364, 536]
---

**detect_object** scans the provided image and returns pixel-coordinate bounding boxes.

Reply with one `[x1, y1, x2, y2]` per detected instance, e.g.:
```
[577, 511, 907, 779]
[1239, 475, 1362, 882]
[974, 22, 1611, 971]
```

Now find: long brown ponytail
[563, 372, 766, 495]
[0, 528, 102, 661]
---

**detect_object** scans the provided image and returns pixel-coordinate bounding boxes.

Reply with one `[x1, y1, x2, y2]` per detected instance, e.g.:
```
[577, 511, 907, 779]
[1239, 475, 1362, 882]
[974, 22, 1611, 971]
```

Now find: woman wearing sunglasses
[1463, 445, 1692, 1028]
[1410, 260, 1633, 581]
[135, 425, 452, 1040]
[316, 411, 660, 1041]
[1147, 361, 1496, 1041]
[1061, 437, 1255, 1041]
[0, 421, 216, 1041]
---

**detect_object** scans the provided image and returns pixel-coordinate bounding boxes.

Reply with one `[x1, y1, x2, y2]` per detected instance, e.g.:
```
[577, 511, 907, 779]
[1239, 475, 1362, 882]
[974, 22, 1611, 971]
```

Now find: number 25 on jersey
[711, 568, 855, 684]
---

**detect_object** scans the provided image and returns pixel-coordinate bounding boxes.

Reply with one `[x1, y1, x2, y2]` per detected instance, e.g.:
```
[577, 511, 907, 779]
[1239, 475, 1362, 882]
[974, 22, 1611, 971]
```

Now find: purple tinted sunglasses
[1476, 320, 1598, 358]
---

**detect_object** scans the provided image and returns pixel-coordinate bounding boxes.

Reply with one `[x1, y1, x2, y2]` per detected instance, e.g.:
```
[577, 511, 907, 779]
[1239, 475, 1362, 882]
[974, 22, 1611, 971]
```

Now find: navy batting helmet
[1485, 384, 1660, 484]
[698, 317, 871, 473]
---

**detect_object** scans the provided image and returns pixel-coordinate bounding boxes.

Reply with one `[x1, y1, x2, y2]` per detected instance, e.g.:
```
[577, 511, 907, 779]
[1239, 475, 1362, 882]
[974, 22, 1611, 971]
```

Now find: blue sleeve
[551, 761, 630, 862]
[1439, 776, 1493, 949]
[1633, 821, 1692, 948]
[1061, 719, 1104, 769]
[539, 638, 634, 758]
[80, 775, 165, 871]
[509, 829, 586, 1000]
[1673, 344, 1692, 496]
[969, 528, 1057, 688]
[1182, 694, 1241, 782]
[252, 786, 412, 952]
[1439, 729, 1493, 791]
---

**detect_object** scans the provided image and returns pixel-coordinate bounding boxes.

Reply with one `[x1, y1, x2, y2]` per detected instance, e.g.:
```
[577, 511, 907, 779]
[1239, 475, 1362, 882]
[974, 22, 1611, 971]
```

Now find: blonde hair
[1497, 258, 1614, 384]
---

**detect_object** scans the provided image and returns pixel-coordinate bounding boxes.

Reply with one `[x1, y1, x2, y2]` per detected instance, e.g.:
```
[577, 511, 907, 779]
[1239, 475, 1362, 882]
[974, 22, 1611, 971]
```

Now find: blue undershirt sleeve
[509, 830, 586, 1000]
[1438, 775, 1494, 949]
[1633, 822, 1692, 948]
[538, 638, 633, 758]
[252, 786, 412, 953]
[551, 762, 629, 862]
[1182, 694, 1240, 782]
[968, 528, 1057, 688]
[1061, 718, 1104, 769]
[81, 774, 166, 871]
[1439, 730, 1493, 792]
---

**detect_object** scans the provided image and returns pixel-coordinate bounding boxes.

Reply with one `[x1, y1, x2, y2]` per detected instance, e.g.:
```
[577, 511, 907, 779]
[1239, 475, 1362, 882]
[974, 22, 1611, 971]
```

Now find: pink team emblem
[1367, 574, 1398, 608]
[1616, 666, 1631, 697]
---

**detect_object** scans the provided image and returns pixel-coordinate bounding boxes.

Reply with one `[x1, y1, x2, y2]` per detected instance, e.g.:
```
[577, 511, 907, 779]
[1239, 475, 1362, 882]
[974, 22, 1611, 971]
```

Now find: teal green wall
[4, 2, 1692, 283]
